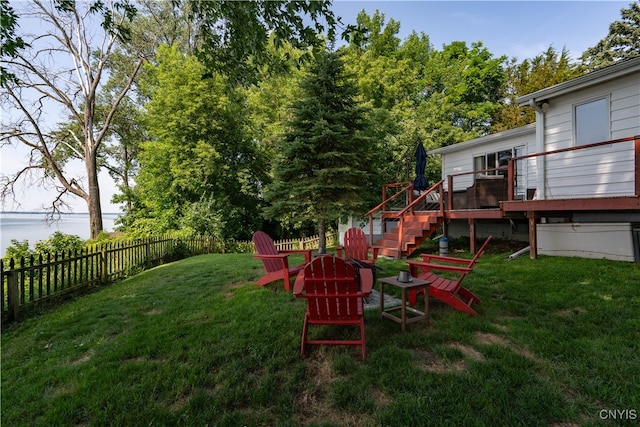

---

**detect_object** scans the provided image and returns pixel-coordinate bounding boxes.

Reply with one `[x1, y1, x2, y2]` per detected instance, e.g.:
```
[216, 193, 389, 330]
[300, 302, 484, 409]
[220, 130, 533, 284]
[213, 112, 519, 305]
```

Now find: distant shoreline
[1, 212, 120, 255]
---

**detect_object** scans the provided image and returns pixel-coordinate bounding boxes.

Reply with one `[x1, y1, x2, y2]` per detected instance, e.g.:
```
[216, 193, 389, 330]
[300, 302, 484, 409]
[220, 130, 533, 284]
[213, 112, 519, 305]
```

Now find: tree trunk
[317, 217, 326, 254]
[86, 153, 103, 239]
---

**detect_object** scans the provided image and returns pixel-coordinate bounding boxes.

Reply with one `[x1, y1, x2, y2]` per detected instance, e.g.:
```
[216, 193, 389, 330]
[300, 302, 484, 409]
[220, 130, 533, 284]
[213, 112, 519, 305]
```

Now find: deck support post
[468, 219, 476, 254]
[528, 211, 538, 259]
[634, 136, 640, 197]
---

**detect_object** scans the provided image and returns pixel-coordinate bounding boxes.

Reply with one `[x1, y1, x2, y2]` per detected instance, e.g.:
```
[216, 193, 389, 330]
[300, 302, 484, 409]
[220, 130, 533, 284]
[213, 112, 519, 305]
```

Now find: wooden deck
[368, 136, 640, 259]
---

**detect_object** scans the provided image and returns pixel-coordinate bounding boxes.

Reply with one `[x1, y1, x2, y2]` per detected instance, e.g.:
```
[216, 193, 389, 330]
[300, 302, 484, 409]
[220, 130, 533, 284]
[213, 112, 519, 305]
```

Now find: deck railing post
[369, 214, 374, 246]
[397, 216, 404, 253]
[507, 159, 515, 201]
[447, 175, 454, 210]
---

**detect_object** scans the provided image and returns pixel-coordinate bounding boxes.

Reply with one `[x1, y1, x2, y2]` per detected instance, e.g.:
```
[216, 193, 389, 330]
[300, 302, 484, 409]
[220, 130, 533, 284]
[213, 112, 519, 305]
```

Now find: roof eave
[516, 57, 640, 106]
[428, 123, 535, 155]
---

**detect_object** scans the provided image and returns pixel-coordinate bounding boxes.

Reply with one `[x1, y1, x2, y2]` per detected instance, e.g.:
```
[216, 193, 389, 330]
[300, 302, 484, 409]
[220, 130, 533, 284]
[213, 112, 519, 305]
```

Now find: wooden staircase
[377, 212, 444, 258]
[366, 181, 446, 259]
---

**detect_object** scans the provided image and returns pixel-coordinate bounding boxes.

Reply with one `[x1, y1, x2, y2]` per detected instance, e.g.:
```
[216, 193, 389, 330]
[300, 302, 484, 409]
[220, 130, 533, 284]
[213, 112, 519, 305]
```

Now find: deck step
[374, 213, 444, 258]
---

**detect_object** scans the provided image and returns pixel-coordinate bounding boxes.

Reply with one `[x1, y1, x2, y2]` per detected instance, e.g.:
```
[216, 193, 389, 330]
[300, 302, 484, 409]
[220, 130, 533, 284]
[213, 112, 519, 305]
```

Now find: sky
[0, 0, 631, 213]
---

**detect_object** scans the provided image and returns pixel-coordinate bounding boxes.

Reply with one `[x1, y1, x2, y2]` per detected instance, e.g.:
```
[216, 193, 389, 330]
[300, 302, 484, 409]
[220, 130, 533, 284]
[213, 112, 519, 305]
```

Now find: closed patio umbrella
[413, 139, 428, 192]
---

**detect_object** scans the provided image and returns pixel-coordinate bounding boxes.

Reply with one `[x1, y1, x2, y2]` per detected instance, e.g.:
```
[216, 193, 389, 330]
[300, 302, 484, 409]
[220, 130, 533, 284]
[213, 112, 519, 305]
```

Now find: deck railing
[365, 181, 445, 247]
[1, 233, 334, 324]
[506, 135, 640, 201]
[443, 135, 640, 209]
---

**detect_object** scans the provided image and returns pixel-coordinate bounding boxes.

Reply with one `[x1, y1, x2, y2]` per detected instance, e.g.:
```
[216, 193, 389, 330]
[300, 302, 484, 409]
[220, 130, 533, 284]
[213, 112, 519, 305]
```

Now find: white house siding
[439, 128, 535, 192]
[538, 223, 636, 262]
[541, 73, 640, 199]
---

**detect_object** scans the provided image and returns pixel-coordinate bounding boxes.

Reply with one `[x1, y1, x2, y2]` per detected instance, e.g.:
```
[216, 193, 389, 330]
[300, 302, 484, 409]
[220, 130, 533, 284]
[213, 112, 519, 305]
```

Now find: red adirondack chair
[406, 236, 492, 315]
[252, 231, 313, 291]
[293, 255, 373, 359]
[336, 227, 380, 265]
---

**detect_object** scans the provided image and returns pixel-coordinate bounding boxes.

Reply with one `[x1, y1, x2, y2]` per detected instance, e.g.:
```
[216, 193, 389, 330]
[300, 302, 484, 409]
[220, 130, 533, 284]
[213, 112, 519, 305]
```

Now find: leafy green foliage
[2, 232, 85, 264]
[34, 232, 85, 255]
[2, 239, 31, 262]
[493, 47, 582, 132]
[127, 45, 262, 239]
[188, 0, 337, 84]
[340, 10, 506, 187]
[265, 48, 376, 250]
[0, 0, 28, 86]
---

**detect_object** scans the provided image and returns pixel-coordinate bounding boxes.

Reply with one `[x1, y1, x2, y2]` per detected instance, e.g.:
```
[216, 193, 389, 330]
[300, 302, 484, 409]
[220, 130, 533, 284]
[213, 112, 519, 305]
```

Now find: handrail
[506, 135, 639, 201]
[513, 135, 637, 161]
[366, 182, 413, 245]
[365, 182, 413, 217]
[442, 135, 639, 207]
[394, 180, 445, 218]
[394, 181, 445, 253]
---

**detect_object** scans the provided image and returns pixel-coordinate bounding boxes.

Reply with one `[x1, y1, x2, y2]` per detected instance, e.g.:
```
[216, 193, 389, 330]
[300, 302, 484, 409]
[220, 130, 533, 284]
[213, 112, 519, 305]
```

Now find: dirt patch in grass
[295, 352, 379, 426]
[555, 307, 588, 317]
[449, 342, 485, 362]
[169, 394, 190, 413]
[492, 323, 509, 332]
[221, 282, 247, 300]
[474, 332, 540, 362]
[484, 239, 529, 255]
[415, 349, 467, 373]
[475, 332, 509, 346]
[70, 350, 94, 365]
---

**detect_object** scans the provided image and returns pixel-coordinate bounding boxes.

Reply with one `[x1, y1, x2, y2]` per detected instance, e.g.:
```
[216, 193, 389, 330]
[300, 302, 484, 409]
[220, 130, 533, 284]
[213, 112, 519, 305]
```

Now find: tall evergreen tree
[581, 1, 640, 71]
[265, 49, 375, 252]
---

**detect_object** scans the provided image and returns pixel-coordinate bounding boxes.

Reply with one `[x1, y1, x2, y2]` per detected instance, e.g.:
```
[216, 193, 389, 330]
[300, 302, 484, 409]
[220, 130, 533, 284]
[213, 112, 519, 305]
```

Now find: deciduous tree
[1, 0, 142, 239]
[1, 0, 337, 240]
[129, 45, 261, 239]
[493, 46, 581, 132]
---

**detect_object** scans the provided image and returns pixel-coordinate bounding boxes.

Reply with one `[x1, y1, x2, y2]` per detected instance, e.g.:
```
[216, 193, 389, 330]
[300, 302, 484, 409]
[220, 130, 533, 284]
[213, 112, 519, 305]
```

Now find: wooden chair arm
[369, 246, 380, 261]
[359, 268, 374, 296]
[407, 260, 472, 275]
[293, 271, 305, 296]
[253, 253, 291, 270]
[253, 254, 289, 260]
[418, 253, 473, 265]
[335, 246, 345, 258]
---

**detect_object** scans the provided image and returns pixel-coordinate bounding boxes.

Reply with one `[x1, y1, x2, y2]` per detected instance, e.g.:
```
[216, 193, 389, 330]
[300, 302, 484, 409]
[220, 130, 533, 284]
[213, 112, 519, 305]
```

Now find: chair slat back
[343, 228, 369, 261]
[253, 231, 281, 273]
[304, 256, 360, 321]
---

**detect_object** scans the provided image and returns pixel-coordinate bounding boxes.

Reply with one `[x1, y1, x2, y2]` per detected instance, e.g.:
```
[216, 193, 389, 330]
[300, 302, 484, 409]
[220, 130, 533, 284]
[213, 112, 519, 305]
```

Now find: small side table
[379, 276, 431, 332]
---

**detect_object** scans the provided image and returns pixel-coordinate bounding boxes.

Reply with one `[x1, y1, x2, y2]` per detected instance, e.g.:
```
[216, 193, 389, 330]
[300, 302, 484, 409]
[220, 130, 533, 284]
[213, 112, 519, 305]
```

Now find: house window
[575, 97, 609, 145]
[474, 149, 514, 176]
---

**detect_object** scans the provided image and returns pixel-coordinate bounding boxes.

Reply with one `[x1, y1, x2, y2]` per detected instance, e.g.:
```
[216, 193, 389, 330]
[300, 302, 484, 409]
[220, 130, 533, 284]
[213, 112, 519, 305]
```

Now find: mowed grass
[2, 250, 639, 426]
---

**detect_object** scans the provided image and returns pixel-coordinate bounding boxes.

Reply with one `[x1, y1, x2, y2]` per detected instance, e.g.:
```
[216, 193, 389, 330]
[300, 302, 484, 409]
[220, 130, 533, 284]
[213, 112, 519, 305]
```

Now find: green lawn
[2, 251, 639, 426]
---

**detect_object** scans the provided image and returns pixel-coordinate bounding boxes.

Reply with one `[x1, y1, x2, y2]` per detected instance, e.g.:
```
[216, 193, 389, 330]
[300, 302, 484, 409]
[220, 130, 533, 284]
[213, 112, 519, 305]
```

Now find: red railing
[442, 135, 639, 209]
[505, 135, 640, 201]
[365, 181, 445, 249]
[393, 181, 445, 252]
[365, 182, 413, 245]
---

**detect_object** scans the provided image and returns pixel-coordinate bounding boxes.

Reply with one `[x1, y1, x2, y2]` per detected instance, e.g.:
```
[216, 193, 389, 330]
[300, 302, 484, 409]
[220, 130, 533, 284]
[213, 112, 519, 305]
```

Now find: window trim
[573, 95, 610, 146]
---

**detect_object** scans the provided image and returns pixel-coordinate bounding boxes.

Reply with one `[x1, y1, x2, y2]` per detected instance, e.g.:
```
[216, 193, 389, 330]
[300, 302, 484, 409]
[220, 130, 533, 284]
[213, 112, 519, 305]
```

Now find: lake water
[1, 212, 120, 256]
